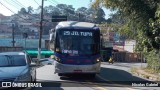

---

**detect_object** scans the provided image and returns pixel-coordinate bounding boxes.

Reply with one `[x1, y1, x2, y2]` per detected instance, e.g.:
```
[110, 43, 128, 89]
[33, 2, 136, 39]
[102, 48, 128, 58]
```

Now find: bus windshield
[57, 30, 100, 55]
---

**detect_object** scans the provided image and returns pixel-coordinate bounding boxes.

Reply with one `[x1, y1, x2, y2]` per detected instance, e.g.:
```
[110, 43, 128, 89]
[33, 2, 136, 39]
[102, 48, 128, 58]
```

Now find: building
[124, 40, 136, 53]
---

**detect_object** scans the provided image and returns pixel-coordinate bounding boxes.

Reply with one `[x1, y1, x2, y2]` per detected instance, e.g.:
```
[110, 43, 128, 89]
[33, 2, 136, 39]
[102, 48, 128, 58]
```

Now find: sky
[0, 0, 113, 19]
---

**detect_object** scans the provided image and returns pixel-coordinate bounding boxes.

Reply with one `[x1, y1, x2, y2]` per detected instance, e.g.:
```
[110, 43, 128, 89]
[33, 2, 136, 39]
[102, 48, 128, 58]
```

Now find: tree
[76, 7, 88, 21]
[27, 6, 33, 14]
[55, 4, 76, 20]
[56, 4, 68, 15]
[93, 8, 106, 24]
[92, 0, 160, 71]
[18, 8, 27, 14]
[93, 0, 160, 50]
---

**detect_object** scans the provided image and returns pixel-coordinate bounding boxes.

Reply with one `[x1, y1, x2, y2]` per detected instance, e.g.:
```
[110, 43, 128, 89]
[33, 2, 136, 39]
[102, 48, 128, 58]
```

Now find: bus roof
[56, 21, 99, 29]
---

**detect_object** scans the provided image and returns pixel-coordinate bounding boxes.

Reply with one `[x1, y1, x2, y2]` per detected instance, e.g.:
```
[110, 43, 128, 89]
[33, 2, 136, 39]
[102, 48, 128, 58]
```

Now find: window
[0, 56, 9, 67]
[0, 55, 26, 67]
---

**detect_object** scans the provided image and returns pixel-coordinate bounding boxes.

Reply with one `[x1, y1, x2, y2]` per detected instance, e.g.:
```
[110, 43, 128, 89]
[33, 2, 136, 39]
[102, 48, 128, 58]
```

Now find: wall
[124, 40, 136, 53]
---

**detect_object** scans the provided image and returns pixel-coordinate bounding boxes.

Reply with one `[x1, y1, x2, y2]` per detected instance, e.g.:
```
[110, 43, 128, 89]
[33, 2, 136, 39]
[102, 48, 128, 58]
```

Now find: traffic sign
[52, 16, 67, 22]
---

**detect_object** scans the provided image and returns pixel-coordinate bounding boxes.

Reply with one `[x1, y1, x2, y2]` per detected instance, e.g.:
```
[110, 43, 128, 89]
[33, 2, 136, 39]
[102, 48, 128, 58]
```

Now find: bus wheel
[58, 73, 63, 76]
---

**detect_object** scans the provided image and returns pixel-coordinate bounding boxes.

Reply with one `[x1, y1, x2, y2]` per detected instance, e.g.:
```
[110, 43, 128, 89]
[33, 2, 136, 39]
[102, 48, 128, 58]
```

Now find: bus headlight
[96, 57, 101, 62]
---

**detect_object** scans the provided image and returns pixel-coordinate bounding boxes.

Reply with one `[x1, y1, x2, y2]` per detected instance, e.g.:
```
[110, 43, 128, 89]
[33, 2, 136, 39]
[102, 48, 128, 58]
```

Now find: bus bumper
[54, 62, 101, 74]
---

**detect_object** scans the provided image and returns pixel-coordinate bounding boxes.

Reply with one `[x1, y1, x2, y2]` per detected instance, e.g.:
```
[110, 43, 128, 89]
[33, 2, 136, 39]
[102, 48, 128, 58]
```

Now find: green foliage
[18, 8, 27, 14]
[93, 0, 160, 49]
[17, 4, 107, 35]
[145, 50, 160, 72]
[92, 0, 160, 71]
[36, 4, 107, 24]
[27, 6, 33, 14]
[93, 8, 106, 24]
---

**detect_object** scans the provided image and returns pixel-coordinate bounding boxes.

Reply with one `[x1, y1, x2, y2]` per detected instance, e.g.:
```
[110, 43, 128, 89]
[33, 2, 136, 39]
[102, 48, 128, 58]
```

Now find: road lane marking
[85, 80, 108, 90]
[96, 74, 135, 90]
[126, 88, 135, 90]
[96, 86, 108, 90]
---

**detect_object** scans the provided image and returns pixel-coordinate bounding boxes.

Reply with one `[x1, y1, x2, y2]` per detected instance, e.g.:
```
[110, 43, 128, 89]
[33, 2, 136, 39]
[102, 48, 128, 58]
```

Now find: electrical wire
[48, 0, 56, 5]
[51, 0, 59, 4]
[13, 0, 26, 8]
[34, 0, 40, 6]
[0, 1, 28, 21]
[11, 0, 40, 19]
[4, 0, 21, 10]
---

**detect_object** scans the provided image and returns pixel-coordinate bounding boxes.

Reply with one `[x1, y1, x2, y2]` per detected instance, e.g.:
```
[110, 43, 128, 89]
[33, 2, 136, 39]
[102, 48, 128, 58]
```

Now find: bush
[145, 50, 160, 73]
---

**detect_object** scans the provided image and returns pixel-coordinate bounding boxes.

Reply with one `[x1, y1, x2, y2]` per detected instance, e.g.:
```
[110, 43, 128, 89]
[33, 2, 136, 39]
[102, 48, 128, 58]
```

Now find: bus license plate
[74, 70, 82, 73]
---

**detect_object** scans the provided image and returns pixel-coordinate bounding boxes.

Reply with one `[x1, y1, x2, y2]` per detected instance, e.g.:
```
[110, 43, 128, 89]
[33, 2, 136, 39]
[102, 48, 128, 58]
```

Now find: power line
[4, 0, 20, 10]
[13, 0, 26, 8]
[48, 0, 56, 5]
[7, 0, 40, 20]
[0, 1, 28, 21]
[13, 0, 40, 19]
[34, 0, 40, 6]
[51, 0, 59, 4]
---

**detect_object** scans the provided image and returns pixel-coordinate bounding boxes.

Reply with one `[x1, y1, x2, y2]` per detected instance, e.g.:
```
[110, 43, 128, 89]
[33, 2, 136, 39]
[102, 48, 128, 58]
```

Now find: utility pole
[23, 33, 28, 50]
[78, 13, 80, 21]
[38, 0, 44, 62]
[12, 23, 15, 47]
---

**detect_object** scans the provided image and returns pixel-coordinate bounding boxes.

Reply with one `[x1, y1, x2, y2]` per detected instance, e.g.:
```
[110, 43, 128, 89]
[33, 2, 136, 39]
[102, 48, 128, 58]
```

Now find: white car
[0, 52, 36, 83]
[40, 58, 54, 65]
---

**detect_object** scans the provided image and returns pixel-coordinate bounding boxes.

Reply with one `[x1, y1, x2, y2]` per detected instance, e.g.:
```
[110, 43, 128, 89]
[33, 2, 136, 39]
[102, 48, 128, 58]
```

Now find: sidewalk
[132, 67, 160, 81]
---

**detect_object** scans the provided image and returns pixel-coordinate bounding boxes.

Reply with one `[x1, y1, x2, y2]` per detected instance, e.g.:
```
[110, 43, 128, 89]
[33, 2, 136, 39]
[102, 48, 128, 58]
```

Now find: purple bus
[49, 21, 101, 78]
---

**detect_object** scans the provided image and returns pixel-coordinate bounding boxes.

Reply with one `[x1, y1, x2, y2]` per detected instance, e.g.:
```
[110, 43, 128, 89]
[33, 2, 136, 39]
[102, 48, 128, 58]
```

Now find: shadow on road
[60, 74, 96, 81]
[100, 67, 147, 81]
[96, 67, 159, 86]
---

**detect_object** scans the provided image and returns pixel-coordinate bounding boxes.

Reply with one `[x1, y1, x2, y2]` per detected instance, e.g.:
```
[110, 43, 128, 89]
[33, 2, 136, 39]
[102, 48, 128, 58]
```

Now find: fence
[113, 52, 146, 62]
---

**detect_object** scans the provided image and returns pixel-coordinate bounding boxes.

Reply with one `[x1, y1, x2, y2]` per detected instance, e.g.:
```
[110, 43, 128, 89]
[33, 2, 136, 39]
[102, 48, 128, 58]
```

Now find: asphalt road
[30, 62, 159, 90]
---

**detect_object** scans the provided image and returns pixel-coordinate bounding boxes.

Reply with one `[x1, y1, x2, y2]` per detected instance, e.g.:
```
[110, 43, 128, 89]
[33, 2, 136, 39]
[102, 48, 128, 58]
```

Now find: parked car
[0, 52, 37, 83]
[40, 58, 54, 65]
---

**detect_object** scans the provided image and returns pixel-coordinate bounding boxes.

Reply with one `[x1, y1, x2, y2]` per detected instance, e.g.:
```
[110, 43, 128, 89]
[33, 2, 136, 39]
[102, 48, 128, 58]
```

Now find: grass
[144, 67, 160, 74]
[130, 67, 137, 74]
[144, 68, 155, 74]
[131, 67, 160, 80]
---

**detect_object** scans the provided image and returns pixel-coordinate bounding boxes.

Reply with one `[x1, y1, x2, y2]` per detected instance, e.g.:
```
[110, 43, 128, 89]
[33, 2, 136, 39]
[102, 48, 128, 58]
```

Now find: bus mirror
[50, 29, 55, 33]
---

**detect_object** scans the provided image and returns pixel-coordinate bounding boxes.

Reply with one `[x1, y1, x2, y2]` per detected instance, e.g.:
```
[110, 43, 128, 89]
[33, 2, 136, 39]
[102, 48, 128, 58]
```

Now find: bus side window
[55, 32, 61, 53]
[50, 38, 55, 51]
[50, 30, 56, 51]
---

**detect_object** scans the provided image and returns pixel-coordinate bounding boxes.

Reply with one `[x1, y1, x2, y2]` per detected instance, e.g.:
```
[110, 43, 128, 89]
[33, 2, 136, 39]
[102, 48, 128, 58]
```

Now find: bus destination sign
[63, 31, 92, 36]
